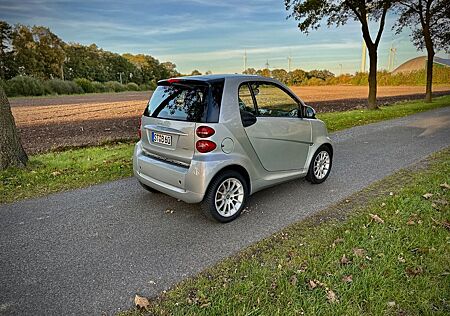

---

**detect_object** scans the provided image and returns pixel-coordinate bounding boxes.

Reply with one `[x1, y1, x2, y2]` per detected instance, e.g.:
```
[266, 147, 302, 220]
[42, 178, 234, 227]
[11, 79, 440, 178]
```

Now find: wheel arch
[208, 164, 251, 194]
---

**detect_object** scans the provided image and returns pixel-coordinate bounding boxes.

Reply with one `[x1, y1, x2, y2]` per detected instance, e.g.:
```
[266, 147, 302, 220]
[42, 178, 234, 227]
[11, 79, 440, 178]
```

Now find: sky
[1, 0, 447, 75]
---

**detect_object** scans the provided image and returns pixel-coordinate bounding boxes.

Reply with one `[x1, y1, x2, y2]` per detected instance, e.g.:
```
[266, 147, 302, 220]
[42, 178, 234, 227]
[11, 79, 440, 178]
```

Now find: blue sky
[1, 0, 444, 75]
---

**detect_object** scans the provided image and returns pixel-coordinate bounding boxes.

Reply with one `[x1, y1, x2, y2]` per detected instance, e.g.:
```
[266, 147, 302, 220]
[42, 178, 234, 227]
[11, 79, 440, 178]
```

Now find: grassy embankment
[124, 149, 450, 315]
[1, 95, 449, 204]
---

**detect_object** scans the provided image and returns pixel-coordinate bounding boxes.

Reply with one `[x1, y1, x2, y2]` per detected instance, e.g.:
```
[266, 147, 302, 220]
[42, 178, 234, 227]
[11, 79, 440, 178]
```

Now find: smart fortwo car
[133, 74, 333, 223]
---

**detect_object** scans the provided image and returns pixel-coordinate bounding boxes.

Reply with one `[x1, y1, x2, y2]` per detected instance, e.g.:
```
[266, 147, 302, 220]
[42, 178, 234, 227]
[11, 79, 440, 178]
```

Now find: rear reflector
[196, 140, 216, 153]
[196, 126, 215, 138]
[168, 78, 181, 83]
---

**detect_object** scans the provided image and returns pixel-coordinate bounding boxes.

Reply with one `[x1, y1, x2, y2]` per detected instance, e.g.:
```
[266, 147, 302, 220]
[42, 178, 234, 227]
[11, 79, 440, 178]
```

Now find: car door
[239, 81, 312, 172]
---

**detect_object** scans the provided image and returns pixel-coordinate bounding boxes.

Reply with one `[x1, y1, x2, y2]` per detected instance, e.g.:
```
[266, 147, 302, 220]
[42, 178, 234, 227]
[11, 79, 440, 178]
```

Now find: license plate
[152, 132, 172, 146]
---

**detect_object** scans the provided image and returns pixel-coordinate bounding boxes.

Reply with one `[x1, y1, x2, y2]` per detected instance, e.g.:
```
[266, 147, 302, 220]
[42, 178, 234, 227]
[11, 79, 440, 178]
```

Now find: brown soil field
[10, 85, 450, 154]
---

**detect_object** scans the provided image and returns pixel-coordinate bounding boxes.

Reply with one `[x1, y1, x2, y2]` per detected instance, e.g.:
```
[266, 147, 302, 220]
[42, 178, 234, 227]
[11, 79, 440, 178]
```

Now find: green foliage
[126, 82, 139, 91]
[7, 76, 45, 96]
[139, 83, 155, 91]
[74, 78, 93, 93]
[91, 81, 108, 93]
[44, 79, 83, 95]
[105, 81, 126, 92]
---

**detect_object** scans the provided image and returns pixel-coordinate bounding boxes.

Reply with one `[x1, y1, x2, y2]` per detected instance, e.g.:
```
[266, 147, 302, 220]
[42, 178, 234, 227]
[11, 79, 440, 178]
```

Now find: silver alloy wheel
[215, 178, 244, 217]
[313, 150, 330, 180]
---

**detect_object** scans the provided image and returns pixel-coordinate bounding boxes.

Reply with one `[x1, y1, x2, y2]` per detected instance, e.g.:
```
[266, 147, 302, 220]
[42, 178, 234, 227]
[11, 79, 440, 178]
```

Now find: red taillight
[138, 117, 142, 139]
[196, 140, 216, 153]
[168, 78, 181, 83]
[196, 126, 215, 138]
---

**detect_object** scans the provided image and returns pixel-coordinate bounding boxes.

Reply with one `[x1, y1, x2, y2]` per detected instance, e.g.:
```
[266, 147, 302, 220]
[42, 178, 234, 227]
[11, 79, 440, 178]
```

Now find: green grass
[319, 95, 450, 132]
[1, 95, 449, 204]
[124, 149, 450, 315]
[0, 142, 133, 203]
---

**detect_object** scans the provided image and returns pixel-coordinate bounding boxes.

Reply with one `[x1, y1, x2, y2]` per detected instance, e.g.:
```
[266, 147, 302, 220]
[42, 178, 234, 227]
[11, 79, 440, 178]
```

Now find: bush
[126, 82, 139, 91]
[91, 81, 107, 93]
[44, 79, 83, 95]
[74, 78, 94, 93]
[6, 76, 46, 97]
[104, 81, 126, 92]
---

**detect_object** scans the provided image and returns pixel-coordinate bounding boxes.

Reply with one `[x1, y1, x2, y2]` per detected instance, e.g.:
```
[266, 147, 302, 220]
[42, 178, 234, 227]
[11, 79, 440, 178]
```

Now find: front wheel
[201, 170, 248, 223]
[306, 146, 332, 184]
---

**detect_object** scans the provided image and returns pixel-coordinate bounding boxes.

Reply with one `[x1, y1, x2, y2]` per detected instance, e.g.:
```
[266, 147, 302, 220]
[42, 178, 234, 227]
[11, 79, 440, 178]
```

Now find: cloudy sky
[0, 0, 442, 74]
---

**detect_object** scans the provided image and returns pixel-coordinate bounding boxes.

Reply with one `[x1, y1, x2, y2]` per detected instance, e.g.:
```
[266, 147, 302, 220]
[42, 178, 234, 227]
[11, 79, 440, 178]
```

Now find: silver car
[133, 74, 332, 222]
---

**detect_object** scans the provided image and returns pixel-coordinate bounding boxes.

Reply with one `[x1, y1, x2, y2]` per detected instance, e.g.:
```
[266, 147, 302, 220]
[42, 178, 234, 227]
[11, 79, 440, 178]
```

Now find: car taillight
[196, 126, 215, 138]
[138, 117, 142, 139]
[196, 140, 216, 153]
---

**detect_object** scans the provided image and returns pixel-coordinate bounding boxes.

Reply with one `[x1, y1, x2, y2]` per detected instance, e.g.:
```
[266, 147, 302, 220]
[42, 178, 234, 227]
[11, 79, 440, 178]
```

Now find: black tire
[201, 170, 248, 223]
[306, 146, 332, 184]
[139, 181, 160, 193]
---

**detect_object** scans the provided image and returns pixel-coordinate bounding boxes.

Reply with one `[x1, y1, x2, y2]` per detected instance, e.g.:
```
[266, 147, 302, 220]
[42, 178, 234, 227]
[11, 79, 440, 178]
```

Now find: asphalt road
[1, 107, 450, 315]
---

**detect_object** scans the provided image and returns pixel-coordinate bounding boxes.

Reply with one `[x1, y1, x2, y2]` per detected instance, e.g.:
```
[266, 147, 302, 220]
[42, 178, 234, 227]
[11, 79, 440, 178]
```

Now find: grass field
[1, 95, 449, 204]
[123, 148, 450, 315]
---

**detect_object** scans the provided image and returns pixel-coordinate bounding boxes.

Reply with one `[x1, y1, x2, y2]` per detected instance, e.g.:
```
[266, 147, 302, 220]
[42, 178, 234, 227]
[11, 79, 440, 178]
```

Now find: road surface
[1, 107, 450, 315]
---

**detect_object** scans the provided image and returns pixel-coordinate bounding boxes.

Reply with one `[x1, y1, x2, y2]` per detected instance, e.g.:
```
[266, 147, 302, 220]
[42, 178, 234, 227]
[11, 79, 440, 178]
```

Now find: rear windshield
[144, 79, 224, 123]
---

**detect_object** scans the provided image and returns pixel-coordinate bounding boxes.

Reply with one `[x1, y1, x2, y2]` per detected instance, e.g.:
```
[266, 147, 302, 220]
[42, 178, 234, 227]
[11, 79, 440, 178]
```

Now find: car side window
[251, 83, 299, 117]
[238, 84, 257, 114]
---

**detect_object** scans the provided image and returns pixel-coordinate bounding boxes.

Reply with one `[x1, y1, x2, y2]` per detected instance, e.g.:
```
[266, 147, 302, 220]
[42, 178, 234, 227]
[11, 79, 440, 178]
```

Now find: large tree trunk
[367, 47, 379, 109]
[0, 86, 28, 170]
[425, 48, 434, 103]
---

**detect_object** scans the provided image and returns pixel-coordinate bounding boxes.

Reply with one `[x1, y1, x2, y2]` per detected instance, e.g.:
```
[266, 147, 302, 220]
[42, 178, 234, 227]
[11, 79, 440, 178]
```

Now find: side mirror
[241, 111, 257, 127]
[304, 105, 316, 119]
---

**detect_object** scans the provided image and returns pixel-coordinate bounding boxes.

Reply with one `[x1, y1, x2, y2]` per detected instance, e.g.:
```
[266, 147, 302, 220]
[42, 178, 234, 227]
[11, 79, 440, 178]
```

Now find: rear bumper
[133, 142, 207, 203]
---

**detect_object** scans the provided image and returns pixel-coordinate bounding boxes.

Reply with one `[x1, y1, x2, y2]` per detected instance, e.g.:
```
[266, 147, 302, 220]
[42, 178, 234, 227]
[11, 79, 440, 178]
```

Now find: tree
[394, 0, 450, 102]
[288, 69, 308, 85]
[0, 21, 15, 79]
[257, 68, 271, 77]
[191, 69, 202, 76]
[272, 68, 289, 83]
[243, 68, 257, 75]
[285, 0, 394, 109]
[0, 86, 27, 170]
[308, 69, 335, 81]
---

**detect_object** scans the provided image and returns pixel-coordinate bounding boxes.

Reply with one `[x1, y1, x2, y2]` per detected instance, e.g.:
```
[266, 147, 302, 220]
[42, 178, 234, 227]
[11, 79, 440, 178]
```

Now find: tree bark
[0, 86, 28, 170]
[425, 49, 434, 103]
[367, 47, 379, 109]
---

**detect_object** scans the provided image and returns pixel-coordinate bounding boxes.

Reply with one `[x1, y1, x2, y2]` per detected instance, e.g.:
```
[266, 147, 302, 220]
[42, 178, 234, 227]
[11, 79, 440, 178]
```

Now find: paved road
[1, 107, 450, 315]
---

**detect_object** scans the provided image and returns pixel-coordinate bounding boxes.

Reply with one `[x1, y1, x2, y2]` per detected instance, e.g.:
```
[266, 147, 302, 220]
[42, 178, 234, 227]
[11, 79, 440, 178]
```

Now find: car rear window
[144, 79, 224, 123]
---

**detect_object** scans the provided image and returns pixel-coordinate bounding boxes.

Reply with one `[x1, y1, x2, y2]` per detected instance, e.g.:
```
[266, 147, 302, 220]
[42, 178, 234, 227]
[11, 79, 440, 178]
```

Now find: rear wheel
[306, 146, 332, 184]
[138, 181, 160, 193]
[201, 170, 248, 223]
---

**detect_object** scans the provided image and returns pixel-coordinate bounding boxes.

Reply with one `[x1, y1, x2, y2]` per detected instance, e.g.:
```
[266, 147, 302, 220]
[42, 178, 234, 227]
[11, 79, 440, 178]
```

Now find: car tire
[139, 181, 160, 193]
[201, 170, 248, 223]
[306, 146, 332, 184]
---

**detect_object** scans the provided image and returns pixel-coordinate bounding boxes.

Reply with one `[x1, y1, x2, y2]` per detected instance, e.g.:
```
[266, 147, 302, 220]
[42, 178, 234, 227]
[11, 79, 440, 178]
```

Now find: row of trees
[0, 21, 180, 84]
[285, 0, 449, 108]
[244, 68, 335, 85]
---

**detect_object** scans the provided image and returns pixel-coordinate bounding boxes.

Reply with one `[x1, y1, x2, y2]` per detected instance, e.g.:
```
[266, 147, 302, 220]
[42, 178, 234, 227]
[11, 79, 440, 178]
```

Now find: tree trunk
[425, 49, 434, 103]
[367, 47, 379, 109]
[0, 86, 28, 170]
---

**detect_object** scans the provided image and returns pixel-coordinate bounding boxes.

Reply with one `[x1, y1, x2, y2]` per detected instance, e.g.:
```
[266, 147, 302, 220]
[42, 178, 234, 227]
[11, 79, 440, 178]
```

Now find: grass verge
[124, 148, 450, 315]
[319, 94, 450, 132]
[1, 95, 449, 204]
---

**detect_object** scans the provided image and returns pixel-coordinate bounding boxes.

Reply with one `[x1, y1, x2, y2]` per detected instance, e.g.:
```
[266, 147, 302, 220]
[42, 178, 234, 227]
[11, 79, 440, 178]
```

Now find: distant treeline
[0, 21, 180, 88]
[244, 67, 450, 86]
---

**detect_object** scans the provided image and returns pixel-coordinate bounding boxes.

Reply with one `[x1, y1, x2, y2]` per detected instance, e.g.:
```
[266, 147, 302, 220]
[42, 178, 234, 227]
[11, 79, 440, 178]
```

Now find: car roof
[164, 74, 262, 82]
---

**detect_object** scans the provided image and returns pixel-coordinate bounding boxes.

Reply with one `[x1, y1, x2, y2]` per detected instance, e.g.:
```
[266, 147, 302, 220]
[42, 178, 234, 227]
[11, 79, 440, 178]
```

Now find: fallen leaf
[389, 192, 394, 196]
[369, 214, 384, 224]
[440, 182, 450, 189]
[433, 199, 448, 206]
[442, 220, 450, 231]
[200, 302, 211, 308]
[353, 248, 366, 257]
[381, 202, 386, 207]
[406, 219, 415, 225]
[331, 238, 344, 248]
[134, 294, 150, 309]
[326, 289, 339, 303]
[387, 301, 396, 307]
[51, 171, 61, 176]
[422, 193, 433, 199]
[308, 280, 317, 289]
[165, 209, 175, 214]
[342, 275, 353, 283]
[340, 254, 351, 265]
[398, 255, 406, 263]
[289, 275, 298, 286]
[405, 266, 423, 277]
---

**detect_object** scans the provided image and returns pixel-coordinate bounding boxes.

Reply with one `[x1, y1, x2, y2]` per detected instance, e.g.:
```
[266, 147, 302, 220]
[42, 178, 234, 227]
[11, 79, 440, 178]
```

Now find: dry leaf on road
[369, 214, 384, 223]
[134, 294, 150, 309]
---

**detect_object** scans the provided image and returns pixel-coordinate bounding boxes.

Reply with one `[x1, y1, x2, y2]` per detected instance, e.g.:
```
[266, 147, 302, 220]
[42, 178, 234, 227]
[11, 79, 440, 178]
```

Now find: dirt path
[12, 85, 450, 154]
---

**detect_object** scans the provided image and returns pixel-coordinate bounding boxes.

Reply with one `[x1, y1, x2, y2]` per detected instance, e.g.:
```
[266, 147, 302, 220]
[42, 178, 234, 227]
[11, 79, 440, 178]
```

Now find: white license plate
[152, 132, 172, 146]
